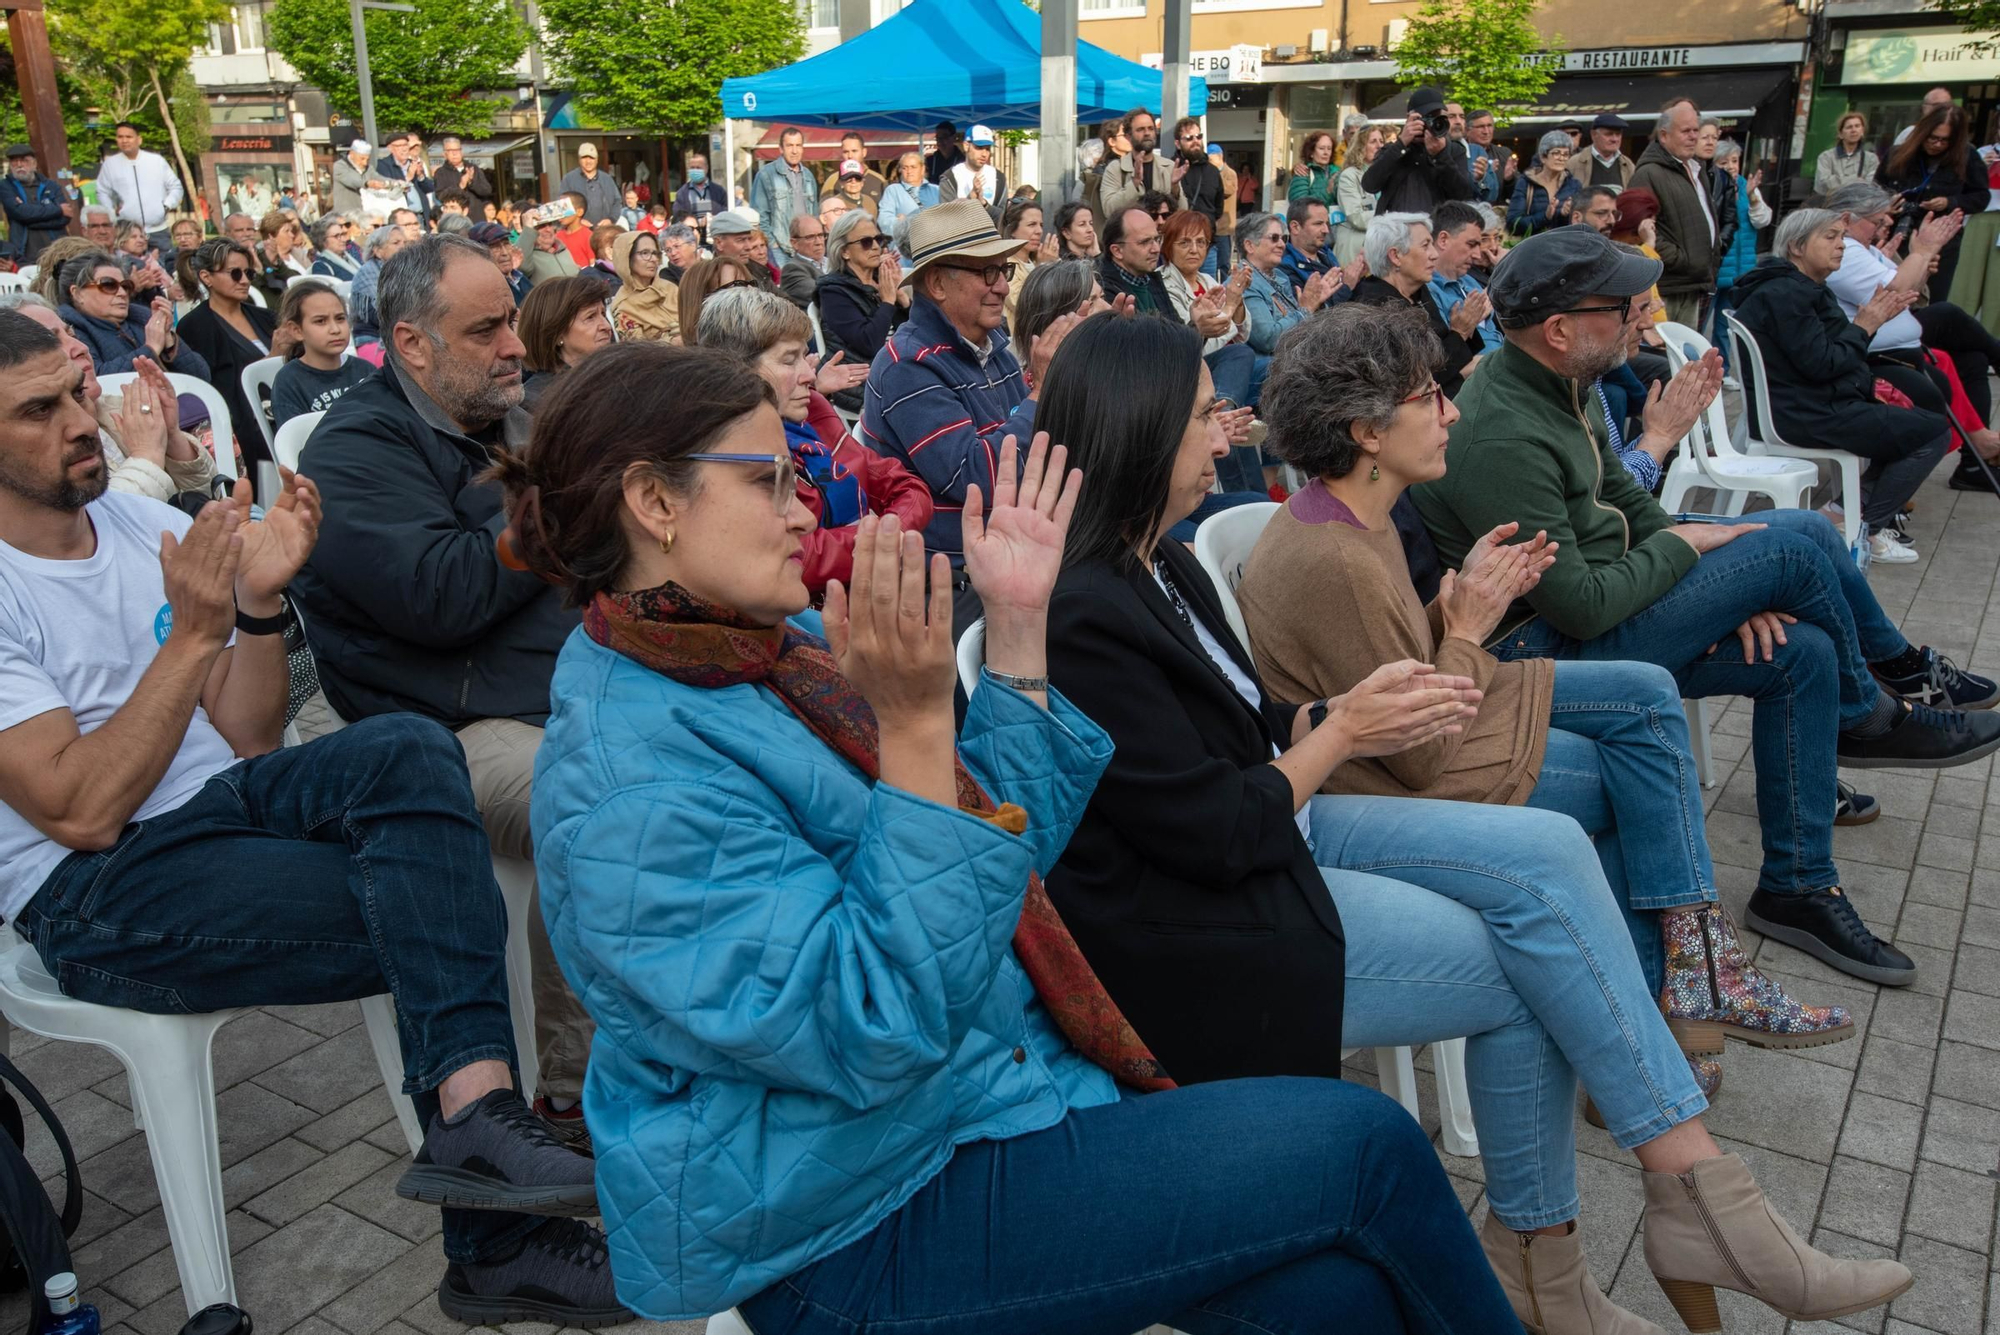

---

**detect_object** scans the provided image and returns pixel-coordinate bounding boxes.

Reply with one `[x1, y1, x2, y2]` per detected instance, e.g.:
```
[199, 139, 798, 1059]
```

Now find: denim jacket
[533, 626, 1117, 1318]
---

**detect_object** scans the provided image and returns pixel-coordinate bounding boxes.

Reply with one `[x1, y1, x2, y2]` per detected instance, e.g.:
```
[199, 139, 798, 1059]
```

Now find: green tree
[1391, 0, 1562, 129]
[47, 0, 231, 203]
[267, 0, 528, 139]
[1927, 0, 2000, 51]
[539, 0, 803, 138]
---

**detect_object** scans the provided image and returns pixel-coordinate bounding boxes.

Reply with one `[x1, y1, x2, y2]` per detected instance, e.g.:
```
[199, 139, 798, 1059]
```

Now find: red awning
[753, 127, 922, 161]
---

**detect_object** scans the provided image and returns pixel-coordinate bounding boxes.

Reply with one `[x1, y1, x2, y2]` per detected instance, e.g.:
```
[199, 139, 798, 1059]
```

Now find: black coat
[1349, 274, 1481, 399]
[1044, 542, 1346, 1086]
[1702, 162, 1738, 267]
[174, 301, 277, 460]
[1360, 136, 1475, 215]
[432, 160, 494, 204]
[1876, 143, 1990, 220]
[291, 364, 580, 727]
[816, 269, 899, 362]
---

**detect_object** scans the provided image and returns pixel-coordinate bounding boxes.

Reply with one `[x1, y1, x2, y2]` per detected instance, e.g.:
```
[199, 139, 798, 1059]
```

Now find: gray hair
[1262, 303, 1443, 478]
[365, 224, 403, 258]
[1713, 138, 1744, 168]
[307, 215, 346, 250]
[1699, 115, 1724, 131]
[79, 203, 113, 226]
[1235, 209, 1282, 254]
[1472, 201, 1502, 232]
[827, 207, 877, 262]
[694, 284, 810, 358]
[1341, 111, 1373, 136]
[1363, 212, 1431, 276]
[1775, 207, 1842, 262]
[661, 223, 699, 249]
[376, 233, 491, 349]
[441, 135, 462, 149]
[57, 248, 125, 304]
[1013, 258, 1097, 348]
[1824, 181, 1896, 215]
[1534, 130, 1572, 166]
[0, 291, 54, 313]
[437, 212, 473, 237]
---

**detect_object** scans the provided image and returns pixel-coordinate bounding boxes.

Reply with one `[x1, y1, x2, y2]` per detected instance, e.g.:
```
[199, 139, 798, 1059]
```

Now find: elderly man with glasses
[1413, 225, 2000, 992]
[860, 199, 1051, 632]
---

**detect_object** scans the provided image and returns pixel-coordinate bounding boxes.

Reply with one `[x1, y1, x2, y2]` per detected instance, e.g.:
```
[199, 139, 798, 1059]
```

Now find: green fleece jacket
[1411, 340, 1699, 643]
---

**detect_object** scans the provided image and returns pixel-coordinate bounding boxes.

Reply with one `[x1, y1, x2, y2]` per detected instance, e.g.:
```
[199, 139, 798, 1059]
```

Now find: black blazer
[176, 300, 279, 464]
[1043, 541, 1346, 1086]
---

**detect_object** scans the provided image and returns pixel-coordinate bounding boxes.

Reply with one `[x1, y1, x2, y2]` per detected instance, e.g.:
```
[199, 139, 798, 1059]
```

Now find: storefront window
[217, 163, 294, 220]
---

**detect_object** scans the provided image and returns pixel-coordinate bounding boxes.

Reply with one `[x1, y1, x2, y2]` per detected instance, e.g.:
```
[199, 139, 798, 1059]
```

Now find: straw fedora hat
[901, 198, 1023, 286]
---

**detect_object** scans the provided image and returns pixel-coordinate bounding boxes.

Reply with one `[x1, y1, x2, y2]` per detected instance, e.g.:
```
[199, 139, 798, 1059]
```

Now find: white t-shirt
[1826, 237, 1924, 353]
[0, 492, 239, 920]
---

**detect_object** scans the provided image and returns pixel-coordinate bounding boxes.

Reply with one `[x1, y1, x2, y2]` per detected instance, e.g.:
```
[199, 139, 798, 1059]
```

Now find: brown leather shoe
[1642, 1154, 1911, 1330]
[1478, 1212, 1666, 1334]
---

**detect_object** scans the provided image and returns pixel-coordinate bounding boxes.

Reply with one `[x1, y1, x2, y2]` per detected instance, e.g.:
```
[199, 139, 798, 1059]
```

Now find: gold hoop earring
[1369, 463, 1380, 482]
[659, 530, 675, 556]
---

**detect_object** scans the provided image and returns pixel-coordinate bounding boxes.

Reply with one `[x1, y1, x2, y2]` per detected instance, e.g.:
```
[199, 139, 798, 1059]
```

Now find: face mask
[688, 168, 706, 184]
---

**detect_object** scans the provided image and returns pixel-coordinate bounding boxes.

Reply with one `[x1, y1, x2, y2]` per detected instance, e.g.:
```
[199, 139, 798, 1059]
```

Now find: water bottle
[1851, 529, 1873, 573]
[40, 1273, 98, 1335]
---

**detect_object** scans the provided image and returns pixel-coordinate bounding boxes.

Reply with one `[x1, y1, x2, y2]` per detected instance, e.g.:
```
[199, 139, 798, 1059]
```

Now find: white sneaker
[1868, 529, 1920, 564]
[1722, 375, 1743, 392]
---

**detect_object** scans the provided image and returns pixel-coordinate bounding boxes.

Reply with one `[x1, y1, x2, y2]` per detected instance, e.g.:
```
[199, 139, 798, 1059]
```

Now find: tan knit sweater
[1236, 496, 1554, 804]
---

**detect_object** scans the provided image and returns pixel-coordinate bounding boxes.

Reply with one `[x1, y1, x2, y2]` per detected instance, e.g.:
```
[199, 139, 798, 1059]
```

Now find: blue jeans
[1205, 341, 1266, 411]
[738, 1077, 1521, 1335]
[1202, 236, 1230, 276]
[14, 714, 530, 1265]
[1494, 508, 1910, 896]
[1525, 660, 1718, 994]
[1310, 796, 1705, 1227]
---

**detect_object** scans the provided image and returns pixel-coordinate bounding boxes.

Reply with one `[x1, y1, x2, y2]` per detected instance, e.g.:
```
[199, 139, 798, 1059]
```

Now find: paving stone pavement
[4, 463, 1998, 1335]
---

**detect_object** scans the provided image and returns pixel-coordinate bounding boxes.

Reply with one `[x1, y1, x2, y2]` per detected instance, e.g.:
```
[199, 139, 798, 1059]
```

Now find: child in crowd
[269, 280, 372, 428]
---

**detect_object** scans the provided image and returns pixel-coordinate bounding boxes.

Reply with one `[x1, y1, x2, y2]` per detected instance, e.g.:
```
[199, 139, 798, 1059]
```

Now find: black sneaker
[1949, 458, 1999, 493]
[1836, 699, 2000, 769]
[1874, 647, 2000, 710]
[1833, 780, 1879, 826]
[397, 1088, 598, 1215]
[1745, 887, 1916, 987]
[438, 1218, 633, 1328]
[1886, 511, 1915, 544]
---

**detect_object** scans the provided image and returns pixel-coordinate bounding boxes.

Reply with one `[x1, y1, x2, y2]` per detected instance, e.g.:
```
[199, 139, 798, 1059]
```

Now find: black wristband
[234, 597, 289, 636]
[1307, 699, 1330, 731]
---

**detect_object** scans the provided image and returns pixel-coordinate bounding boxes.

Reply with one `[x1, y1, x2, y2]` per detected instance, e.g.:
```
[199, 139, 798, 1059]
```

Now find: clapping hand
[1219, 404, 1256, 445]
[232, 469, 322, 606]
[1320, 660, 1482, 759]
[134, 357, 199, 461]
[822, 513, 956, 732]
[1300, 269, 1338, 312]
[1439, 537, 1550, 645]
[812, 349, 869, 396]
[1448, 291, 1489, 338]
[1108, 292, 1138, 318]
[1190, 290, 1233, 339]
[1914, 210, 1964, 257]
[158, 500, 243, 652]
[1641, 348, 1724, 449]
[1854, 283, 1918, 335]
[962, 433, 1081, 619]
[110, 357, 175, 467]
[1028, 310, 1085, 393]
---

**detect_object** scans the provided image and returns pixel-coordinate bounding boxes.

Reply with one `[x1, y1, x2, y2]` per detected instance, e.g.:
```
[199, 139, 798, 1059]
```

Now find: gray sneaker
[438, 1218, 632, 1328]
[397, 1088, 598, 1215]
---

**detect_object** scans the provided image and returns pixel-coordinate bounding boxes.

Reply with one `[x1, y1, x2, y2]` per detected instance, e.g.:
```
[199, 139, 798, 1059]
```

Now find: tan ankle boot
[1478, 1212, 1666, 1334]
[1642, 1154, 1912, 1330]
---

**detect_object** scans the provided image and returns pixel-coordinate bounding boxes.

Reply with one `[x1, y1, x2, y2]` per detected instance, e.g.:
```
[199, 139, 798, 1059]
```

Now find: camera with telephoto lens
[1423, 109, 1452, 139]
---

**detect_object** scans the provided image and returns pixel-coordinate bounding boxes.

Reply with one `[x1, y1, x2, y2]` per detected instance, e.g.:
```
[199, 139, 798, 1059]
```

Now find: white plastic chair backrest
[1723, 312, 1790, 448]
[0, 272, 27, 293]
[18, 264, 36, 282]
[1656, 320, 1737, 463]
[805, 301, 826, 356]
[96, 371, 236, 481]
[955, 617, 985, 699]
[272, 409, 325, 473]
[245, 284, 267, 309]
[240, 356, 283, 453]
[1191, 502, 1280, 653]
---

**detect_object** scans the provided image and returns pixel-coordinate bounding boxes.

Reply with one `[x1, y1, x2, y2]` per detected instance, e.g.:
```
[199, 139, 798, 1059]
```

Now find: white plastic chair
[97, 371, 235, 483]
[271, 408, 324, 472]
[244, 284, 268, 309]
[1723, 312, 1864, 550]
[1655, 323, 1816, 519]
[0, 271, 27, 292]
[19, 264, 36, 282]
[240, 356, 283, 456]
[1186, 508, 1480, 1157]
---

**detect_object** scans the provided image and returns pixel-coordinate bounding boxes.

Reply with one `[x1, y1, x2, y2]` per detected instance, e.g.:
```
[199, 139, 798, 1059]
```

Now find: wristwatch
[1306, 699, 1330, 731]
[234, 596, 290, 637]
[980, 664, 1049, 694]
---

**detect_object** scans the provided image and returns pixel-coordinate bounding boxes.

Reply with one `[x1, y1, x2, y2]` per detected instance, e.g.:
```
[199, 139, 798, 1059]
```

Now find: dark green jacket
[1411, 340, 1698, 642]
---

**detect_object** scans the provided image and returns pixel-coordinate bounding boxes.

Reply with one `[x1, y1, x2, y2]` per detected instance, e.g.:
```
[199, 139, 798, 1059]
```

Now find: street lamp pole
[349, 0, 415, 148]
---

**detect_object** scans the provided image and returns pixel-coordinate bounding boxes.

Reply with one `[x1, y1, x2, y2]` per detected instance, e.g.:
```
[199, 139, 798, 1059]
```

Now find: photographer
[1361, 86, 1476, 216]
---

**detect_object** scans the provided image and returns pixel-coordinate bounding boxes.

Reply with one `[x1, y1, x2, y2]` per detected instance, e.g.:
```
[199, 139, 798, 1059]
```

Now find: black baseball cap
[1408, 86, 1446, 116]
[1488, 226, 1661, 328]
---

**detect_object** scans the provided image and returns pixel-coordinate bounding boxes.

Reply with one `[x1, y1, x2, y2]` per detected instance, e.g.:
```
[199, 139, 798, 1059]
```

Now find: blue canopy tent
[719, 0, 1206, 132]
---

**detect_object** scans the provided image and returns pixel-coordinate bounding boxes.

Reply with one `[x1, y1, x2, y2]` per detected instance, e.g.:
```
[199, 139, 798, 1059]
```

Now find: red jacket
[796, 391, 934, 593]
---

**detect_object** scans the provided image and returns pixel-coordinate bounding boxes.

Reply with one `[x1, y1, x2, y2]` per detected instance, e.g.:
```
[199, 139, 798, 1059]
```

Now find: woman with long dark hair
[1876, 103, 1988, 293]
[1052, 200, 1098, 260]
[1035, 309, 1914, 1335]
[176, 237, 285, 464]
[497, 338, 1522, 1334]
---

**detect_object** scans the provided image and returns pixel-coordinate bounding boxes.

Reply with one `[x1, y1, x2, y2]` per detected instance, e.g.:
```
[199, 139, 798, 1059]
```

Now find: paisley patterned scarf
[584, 580, 1173, 1092]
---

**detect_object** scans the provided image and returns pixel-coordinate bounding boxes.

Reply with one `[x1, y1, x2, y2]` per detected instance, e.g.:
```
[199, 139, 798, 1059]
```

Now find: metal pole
[350, 0, 377, 148]
[1161, 0, 1192, 131]
[1039, 0, 1077, 208]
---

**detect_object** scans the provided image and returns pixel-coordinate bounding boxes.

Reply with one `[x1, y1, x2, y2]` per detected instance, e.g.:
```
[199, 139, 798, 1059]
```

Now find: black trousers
[1914, 301, 2000, 424]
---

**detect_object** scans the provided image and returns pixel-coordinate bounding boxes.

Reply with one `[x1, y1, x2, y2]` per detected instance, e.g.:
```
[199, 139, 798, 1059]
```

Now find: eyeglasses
[849, 235, 885, 250]
[1177, 132, 1203, 142]
[1398, 381, 1448, 421]
[686, 452, 798, 515]
[212, 267, 253, 282]
[83, 278, 135, 297]
[1559, 296, 1634, 321]
[718, 278, 761, 291]
[935, 260, 1016, 287]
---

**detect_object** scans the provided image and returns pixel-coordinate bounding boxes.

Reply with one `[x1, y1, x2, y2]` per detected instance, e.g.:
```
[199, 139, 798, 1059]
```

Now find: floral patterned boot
[1661, 905, 1854, 1052]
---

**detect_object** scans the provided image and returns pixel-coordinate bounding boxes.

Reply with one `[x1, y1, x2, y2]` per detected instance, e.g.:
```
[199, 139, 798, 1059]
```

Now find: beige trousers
[456, 717, 595, 1103]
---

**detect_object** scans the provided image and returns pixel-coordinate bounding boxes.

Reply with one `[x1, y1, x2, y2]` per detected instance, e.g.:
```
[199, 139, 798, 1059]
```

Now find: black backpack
[0, 1052, 81, 1335]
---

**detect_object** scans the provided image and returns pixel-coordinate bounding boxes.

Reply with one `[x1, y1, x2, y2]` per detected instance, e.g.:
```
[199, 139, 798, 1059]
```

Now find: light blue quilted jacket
[531, 623, 1120, 1319]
